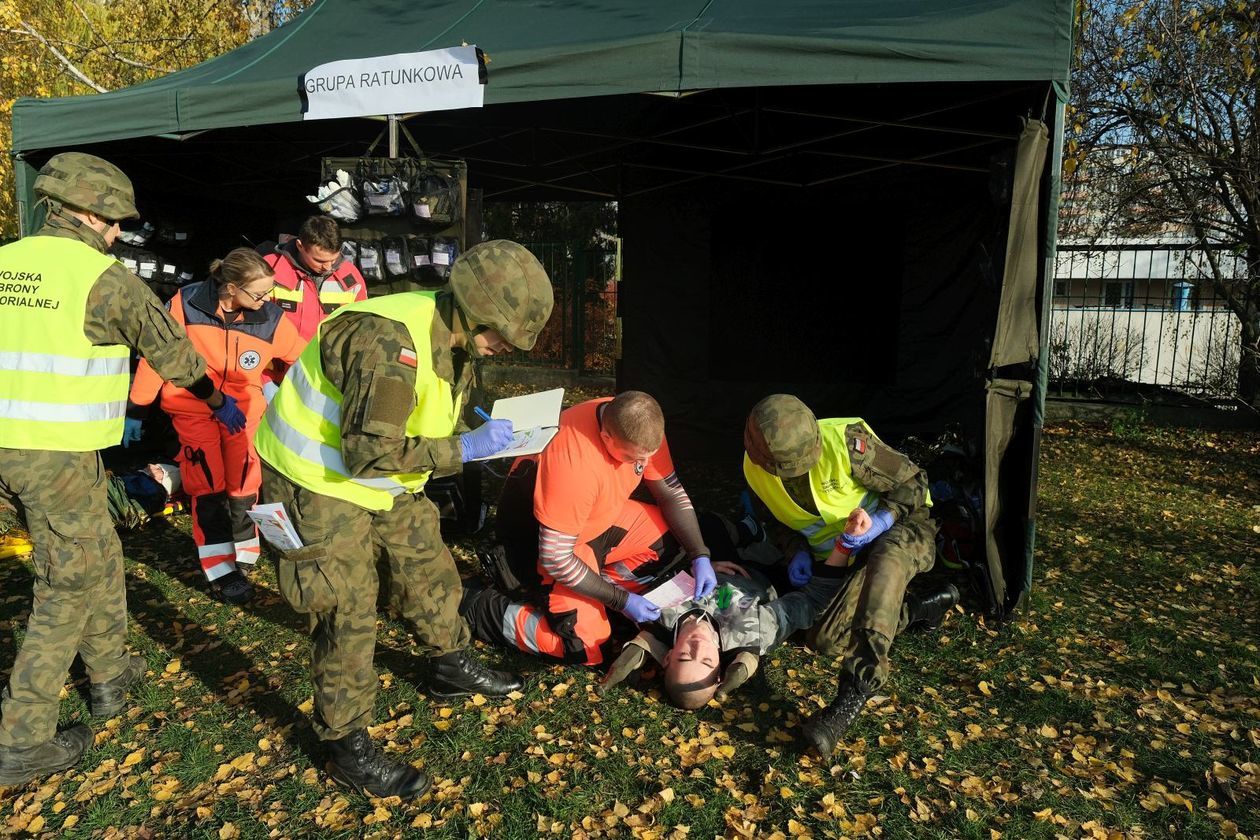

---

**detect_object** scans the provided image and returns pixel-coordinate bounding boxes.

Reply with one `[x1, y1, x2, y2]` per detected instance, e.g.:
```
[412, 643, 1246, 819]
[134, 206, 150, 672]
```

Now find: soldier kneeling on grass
[741, 395, 959, 756]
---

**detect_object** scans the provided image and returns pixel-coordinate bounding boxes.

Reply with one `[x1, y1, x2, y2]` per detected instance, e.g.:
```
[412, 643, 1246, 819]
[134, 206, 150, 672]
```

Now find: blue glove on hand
[840, 508, 895, 553]
[460, 419, 515, 462]
[691, 555, 717, 599]
[787, 549, 813, 587]
[212, 392, 246, 434]
[620, 593, 661, 624]
[122, 417, 144, 448]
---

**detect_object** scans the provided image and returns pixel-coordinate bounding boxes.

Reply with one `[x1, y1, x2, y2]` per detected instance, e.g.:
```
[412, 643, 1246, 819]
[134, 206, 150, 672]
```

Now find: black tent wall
[619, 165, 1008, 456]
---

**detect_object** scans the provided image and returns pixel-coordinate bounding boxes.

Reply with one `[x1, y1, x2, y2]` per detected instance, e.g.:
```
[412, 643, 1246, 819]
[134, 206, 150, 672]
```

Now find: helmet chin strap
[453, 305, 488, 358]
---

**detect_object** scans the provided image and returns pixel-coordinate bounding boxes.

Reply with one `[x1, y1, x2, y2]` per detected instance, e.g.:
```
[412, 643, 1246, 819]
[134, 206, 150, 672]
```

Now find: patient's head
[662, 613, 721, 709]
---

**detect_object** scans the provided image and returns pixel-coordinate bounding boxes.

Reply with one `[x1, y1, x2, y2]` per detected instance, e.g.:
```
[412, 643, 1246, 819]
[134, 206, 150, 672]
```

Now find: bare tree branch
[69, 0, 176, 73]
[9, 19, 107, 93]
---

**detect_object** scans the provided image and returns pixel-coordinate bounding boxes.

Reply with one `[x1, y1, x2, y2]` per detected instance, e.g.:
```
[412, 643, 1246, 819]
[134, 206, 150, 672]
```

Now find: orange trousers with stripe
[172, 414, 262, 581]
[465, 498, 673, 666]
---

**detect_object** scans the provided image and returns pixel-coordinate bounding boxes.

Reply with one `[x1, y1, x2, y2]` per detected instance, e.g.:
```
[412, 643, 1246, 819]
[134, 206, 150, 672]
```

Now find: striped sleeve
[538, 525, 629, 611]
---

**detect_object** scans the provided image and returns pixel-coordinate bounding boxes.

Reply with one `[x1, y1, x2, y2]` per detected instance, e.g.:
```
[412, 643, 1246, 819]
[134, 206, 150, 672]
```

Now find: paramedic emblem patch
[239, 350, 262, 370]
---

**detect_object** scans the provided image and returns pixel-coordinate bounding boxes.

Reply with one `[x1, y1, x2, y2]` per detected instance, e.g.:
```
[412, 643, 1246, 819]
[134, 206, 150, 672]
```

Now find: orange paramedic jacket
[129, 280, 305, 423]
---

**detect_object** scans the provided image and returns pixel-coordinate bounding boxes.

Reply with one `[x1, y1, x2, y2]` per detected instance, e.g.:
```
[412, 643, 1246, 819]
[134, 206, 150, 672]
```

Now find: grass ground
[0, 415, 1256, 839]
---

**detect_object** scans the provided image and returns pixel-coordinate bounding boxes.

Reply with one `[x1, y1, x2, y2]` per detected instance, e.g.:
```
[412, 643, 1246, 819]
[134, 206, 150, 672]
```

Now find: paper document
[467, 387, 565, 461]
[644, 572, 696, 609]
[247, 502, 305, 551]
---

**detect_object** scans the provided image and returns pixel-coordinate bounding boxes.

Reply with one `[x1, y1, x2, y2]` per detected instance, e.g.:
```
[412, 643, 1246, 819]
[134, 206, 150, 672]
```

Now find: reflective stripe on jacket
[255, 292, 460, 511]
[0, 236, 130, 451]
[263, 245, 366, 342]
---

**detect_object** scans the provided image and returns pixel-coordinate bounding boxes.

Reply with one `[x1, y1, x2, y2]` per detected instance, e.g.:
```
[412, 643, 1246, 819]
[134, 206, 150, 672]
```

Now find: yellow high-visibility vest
[744, 418, 880, 561]
[255, 291, 460, 511]
[0, 236, 130, 451]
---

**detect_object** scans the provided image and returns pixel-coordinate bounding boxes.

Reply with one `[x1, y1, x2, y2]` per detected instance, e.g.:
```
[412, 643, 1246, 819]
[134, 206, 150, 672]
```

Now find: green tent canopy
[9, 0, 1073, 616]
[12, 0, 1070, 150]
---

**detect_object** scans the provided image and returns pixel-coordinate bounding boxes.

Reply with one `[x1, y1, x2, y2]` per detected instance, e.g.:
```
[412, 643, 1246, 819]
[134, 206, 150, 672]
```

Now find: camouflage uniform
[745, 395, 936, 691]
[0, 155, 210, 749]
[261, 297, 475, 740]
[263, 241, 553, 744]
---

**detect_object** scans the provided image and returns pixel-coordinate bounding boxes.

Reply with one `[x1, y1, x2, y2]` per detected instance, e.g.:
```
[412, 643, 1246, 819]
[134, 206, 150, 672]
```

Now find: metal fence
[485, 240, 620, 375]
[1049, 243, 1246, 402]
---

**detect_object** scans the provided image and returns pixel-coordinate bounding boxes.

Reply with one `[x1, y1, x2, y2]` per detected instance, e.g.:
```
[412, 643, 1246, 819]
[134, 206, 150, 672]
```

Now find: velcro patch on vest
[852, 437, 866, 454]
[399, 347, 418, 368]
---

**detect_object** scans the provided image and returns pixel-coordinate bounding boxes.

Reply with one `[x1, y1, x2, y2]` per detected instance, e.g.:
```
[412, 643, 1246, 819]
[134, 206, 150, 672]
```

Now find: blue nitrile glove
[787, 549, 813, 586]
[620, 593, 661, 624]
[459, 418, 515, 461]
[211, 392, 247, 434]
[691, 555, 717, 599]
[122, 417, 144, 448]
[840, 508, 895, 553]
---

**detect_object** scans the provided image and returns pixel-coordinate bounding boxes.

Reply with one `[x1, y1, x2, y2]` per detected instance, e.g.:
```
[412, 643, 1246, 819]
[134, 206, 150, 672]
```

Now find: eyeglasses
[237, 284, 276, 302]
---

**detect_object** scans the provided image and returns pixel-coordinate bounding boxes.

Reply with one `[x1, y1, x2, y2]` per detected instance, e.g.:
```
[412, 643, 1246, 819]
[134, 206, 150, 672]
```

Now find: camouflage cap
[33, 152, 139, 221]
[744, 394, 821, 478]
[450, 240, 554, 350]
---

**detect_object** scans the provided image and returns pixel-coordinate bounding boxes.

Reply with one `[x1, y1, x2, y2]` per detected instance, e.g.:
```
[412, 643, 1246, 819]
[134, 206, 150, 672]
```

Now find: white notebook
[467, 387, 565, 461]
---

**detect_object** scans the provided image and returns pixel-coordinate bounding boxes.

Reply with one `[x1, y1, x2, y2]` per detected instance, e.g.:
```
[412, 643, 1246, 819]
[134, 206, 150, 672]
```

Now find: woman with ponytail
[126, 248, 306, 604]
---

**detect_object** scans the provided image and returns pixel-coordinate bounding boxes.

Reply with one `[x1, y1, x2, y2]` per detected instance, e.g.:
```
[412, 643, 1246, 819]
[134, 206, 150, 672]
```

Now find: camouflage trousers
[262, 464, 471, 741]
[808, 508, 937, 690]
[0, 449, 130, 748]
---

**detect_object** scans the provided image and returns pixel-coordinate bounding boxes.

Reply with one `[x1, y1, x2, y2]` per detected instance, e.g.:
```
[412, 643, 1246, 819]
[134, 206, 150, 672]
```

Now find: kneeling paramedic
[0, 153, 246, 785]
[460, 391, 717, 667]
[254, 241, 554, 799]
[742, 394, 958, 757]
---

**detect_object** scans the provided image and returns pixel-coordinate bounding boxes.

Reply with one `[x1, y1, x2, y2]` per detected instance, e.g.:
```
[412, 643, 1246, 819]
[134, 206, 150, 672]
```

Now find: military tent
[9, 0, 1075, 615]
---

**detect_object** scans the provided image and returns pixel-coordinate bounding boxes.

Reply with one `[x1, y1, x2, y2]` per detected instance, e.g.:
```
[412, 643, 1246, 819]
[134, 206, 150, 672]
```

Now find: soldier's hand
[460, 419, 515, 461]
[122, 417, 144, 448]
[840, 508, 893, 552]
[598, 644, 647, 695]
[714, 652, 759, 701]
[845, 507, 872, 537]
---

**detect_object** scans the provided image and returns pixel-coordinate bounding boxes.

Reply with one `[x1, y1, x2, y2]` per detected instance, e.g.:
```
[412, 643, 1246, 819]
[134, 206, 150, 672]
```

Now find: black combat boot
[904, 583, 961, 632]
[426, 650, 524, 700]
[0, 724, 94, 785]
[326, 729, 431, 799]
[213, 570, 254, 606]
[91, 654, 147, 717]
[802, 677, 874, 757]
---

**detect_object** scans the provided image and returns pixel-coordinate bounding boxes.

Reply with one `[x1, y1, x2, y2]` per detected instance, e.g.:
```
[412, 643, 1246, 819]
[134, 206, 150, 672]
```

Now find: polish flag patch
[852, 437, 866, 454]
[399, 347, 418, 368]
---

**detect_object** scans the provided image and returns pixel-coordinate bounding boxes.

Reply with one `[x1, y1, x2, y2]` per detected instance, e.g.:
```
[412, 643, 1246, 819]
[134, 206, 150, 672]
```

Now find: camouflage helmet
[744, 394, 821, 478]
[450, 240, 554, 350]
[33, 152, 139, 221]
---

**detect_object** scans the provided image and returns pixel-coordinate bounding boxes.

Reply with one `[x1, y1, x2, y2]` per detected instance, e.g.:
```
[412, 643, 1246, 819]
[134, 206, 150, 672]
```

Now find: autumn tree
[0, 0, 313, 239]
[1067, 0, 1260, 405]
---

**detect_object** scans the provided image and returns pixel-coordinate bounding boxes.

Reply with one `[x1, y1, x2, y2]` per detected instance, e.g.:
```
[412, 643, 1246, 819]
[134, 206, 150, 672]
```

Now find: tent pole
[388, 114, 399, 159]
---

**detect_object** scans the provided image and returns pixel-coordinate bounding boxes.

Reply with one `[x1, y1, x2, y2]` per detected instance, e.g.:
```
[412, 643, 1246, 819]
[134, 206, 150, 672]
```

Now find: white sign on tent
[301, 46, 484, 120]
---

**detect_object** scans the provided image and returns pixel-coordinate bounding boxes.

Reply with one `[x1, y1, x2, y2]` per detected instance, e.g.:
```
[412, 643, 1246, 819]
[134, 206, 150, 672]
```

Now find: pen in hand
[473, 406, 493, 423]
